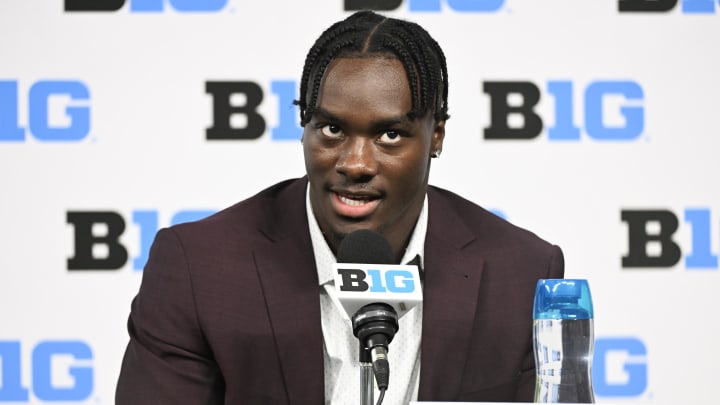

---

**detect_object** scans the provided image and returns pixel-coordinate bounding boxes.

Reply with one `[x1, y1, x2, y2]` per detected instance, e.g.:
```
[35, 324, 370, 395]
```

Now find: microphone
[334, 229, 423, 392]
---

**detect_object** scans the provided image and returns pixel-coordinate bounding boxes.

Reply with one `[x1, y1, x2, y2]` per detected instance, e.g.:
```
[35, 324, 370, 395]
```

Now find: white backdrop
[1, 0, 719, 403]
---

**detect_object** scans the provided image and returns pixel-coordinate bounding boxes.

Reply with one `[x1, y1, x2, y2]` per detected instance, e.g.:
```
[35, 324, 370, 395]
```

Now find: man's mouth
[332, 192, 381, 218]
[337, 194, 371, 206]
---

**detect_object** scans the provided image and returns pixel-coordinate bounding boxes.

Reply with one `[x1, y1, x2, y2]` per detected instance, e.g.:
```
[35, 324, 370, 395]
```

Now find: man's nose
[335, 137, 378, 181]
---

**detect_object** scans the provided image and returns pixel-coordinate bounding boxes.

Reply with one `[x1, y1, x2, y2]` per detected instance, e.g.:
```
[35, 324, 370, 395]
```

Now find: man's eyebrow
[314, 107, 412, 129]
[313, 107, 345, 124]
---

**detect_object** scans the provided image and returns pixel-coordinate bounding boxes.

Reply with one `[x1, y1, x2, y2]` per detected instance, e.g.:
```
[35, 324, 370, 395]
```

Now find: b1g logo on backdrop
[206, 80, 302, 141]
[483, 80, 645, 142]
[65, 0, 228, 12]
[0, 80, 90, 142]
[0, 340, 93, 402]
[345, 0, 505, 12]
[66, 209, 215, 271]
[619, 0, 719, 13]
[621, 208, 719, 269]
[593, 337, 648, 397]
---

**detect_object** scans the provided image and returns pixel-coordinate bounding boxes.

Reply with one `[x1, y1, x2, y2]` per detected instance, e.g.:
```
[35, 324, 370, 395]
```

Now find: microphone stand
[353, 303, 397, 405]
[359, 346, 374, 405]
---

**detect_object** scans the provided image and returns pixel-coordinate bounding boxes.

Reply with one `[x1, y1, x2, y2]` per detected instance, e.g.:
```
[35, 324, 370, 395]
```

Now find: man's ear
[431, 120, 446, 157]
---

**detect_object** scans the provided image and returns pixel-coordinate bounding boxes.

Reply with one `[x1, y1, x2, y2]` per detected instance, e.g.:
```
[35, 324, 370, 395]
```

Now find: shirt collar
[306, 184, 427, 287]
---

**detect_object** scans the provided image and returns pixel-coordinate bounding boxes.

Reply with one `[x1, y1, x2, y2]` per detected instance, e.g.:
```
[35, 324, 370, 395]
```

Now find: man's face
[302, 56, 445, 258]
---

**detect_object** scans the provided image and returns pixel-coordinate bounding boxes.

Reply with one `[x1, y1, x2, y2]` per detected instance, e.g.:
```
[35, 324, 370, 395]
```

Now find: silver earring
[431, 150, 441, 158]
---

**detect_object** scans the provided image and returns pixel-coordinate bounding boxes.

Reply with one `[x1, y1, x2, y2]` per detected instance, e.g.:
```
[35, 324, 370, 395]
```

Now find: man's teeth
[338, 194, 369, 206]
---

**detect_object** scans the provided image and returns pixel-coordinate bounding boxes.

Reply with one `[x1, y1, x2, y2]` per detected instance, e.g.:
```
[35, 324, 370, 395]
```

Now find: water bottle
[533, 279, 595, 403]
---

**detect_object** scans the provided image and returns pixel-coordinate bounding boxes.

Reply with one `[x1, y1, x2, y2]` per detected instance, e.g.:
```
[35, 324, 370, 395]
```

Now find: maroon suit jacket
[116, 177, 564, 404]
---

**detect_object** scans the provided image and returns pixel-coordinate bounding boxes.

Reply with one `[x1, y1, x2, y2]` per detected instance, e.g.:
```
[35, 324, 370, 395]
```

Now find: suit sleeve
[514, 244, 565, 402]
[115, 228, 224, 404]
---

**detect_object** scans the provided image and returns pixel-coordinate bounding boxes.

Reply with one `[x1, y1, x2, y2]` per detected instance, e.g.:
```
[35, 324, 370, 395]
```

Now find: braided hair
[295, 10, 450, 126]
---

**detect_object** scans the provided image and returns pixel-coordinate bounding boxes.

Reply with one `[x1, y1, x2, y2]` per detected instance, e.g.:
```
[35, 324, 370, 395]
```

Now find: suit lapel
[418, 188, 485, 400]
[251, 178, 325, 404]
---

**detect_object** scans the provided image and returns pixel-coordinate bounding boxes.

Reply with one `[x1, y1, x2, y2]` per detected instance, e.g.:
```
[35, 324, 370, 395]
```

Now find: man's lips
[331, 191, 381, 218]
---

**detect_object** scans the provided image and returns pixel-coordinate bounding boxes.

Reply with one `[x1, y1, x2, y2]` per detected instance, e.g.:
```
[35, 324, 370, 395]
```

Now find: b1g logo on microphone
[621, 208, 719, 270]
[483, 80, 644, 142]
[66, 209, 215, 271]
[0, 80, 91, 142]
[619, 0, 719, 13]
[334, 263, 423, 317]
[0, 340, 93, 402]
[345, 0, 505, 12]
[65, 0, 229, 12]
[593, 337, 648, 397]
[206, 80, 302, 141]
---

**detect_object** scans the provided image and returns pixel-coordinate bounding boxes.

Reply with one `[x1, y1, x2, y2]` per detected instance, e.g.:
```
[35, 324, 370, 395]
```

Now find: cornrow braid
[294, 10, 450, 126]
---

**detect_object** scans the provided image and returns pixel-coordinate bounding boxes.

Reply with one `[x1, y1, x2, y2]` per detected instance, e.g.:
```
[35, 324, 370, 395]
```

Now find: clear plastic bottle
[533, 279, 595, 403]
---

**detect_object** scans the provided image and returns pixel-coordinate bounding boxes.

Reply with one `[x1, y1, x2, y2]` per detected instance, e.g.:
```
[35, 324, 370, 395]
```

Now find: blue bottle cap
[533, 279, 594, 320]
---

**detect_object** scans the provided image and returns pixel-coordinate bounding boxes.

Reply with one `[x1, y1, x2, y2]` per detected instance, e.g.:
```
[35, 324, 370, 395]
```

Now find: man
[116, 10, 564, 404]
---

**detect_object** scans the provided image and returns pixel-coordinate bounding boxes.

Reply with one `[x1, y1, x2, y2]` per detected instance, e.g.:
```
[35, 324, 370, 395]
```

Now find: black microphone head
[336, 229, 395, 264]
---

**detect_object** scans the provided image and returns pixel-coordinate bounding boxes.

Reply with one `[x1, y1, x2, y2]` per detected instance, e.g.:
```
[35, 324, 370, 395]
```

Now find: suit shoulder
[170, 177, 306, 242]
[428, 185, 555, 250]
[428, 185, 506, 229]
[428, 185, 564, 279]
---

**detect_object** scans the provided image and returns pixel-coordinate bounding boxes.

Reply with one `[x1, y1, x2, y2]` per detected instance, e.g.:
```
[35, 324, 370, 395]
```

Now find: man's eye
[320, 125, 343, 138]
[378, 131, 402, 144]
